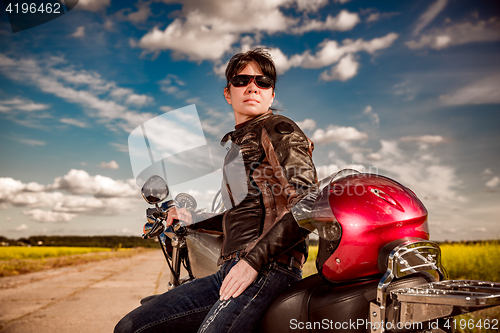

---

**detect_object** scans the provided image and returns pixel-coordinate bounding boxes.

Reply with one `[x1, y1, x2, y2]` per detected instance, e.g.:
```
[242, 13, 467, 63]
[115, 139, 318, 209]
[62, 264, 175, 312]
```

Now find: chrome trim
[370, 239, 448, 333]
[370, 244, 500, 331]
[399, 302, 453, 324]
[392, 280, 500, 307]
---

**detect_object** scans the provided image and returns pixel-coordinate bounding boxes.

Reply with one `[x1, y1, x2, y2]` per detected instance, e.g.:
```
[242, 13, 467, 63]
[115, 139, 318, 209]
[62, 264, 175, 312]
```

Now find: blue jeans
[114, 254, 301, 333]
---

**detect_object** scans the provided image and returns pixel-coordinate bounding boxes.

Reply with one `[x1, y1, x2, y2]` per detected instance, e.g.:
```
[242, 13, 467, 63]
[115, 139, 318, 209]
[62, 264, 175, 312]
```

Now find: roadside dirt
[0, 249, 170, 333]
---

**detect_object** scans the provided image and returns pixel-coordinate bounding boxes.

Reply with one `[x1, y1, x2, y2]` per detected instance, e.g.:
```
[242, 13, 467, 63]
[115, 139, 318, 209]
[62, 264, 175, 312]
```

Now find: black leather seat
[260, 273, 433, 333]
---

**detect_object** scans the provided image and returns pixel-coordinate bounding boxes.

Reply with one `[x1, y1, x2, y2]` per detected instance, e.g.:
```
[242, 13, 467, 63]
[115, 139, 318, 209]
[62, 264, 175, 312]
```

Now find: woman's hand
[219, 260, 258, 301]
[165, 207, 193, 227]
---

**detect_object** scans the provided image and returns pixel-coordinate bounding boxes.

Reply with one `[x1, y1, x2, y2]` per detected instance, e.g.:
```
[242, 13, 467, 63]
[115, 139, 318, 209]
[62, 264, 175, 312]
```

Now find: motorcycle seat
[260, 273, 433, 333]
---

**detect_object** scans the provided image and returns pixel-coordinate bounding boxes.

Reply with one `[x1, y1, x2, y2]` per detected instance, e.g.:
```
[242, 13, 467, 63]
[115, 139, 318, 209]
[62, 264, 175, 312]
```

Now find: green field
[0, 246, 141, 277]
[440, 242, 500, 282]
[0, 246, 112, 260]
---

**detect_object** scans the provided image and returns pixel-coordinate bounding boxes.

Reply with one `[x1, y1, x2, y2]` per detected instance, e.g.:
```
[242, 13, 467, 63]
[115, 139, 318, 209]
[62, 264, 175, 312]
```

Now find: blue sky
[0, 0, 499, 241]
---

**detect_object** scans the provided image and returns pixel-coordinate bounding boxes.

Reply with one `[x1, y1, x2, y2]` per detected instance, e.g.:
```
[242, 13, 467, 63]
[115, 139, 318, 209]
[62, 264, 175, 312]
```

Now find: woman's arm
[242, 116, 317, 272]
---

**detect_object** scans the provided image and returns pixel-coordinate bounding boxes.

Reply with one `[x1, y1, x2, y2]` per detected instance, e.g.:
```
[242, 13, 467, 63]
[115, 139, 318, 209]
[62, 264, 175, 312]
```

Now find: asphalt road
[0, 250, 171, 333]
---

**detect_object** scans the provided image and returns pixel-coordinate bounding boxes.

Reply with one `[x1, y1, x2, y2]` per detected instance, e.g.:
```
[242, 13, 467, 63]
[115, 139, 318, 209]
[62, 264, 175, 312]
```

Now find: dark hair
[225, 48, 277, 90]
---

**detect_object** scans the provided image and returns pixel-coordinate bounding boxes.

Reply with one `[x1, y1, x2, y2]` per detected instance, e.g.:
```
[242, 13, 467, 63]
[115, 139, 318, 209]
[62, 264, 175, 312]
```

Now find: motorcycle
[129, 106, 500, 332]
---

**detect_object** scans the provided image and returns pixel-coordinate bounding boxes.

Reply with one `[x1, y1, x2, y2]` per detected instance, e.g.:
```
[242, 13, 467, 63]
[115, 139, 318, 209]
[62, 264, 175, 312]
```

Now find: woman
[115, 48, 317, 333]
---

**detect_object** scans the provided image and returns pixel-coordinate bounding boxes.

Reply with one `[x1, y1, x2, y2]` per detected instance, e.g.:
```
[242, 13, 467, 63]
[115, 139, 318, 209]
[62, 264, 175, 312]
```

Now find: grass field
[440, 242, 500, 282]
[0, 246, 145, 277]
[0, 246, 112, 260]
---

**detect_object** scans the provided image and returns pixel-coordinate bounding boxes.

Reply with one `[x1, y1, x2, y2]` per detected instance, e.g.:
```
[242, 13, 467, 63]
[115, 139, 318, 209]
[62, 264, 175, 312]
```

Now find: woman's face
[224, 61, 275, 125]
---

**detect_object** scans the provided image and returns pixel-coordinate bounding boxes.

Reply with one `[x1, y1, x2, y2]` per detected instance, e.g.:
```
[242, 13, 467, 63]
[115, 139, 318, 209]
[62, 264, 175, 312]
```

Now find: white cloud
[126, 93, 152, 107]
[299, 33, 399, 69]
[483, 168, 493, 175]
[138, 0, 297, 61]
[110, 142, 129, 153]
[130, 1, 395, 81]
[10, 191, 65, 208]
[412, 0, 448, 36]
[49, 169, 137, 197]
[160, 106, 174, 112]
[60, 118, 87, 128]
[294, 0, 328, 12]
[17, 138, 46, 146]
[400, 135, 446, 145]
[0, 172, 142, 224]
[158, 74, 188, 99]
[363, 105, 380, 127]
[315, 162, 369, 179]
[23, 209, 77, 223]
[76, 0, 111, 12]
[110, 87, 152, 107]
[0, 178, 46, 203]
[270, 33, 398, 77]
[486, 176, 499, 188]
[136, 1, 369, 64]
[366, 153, 382, 161]
[0, 54, 156, 132]
[407, 17, 500, 50]
[268, 48, 304, 74]
[104, 19, 114, 30]
[292, 10, 360, 34]
[12, 224, 29, 231]
[296, 119, 317, 131]
[366, 12, 400, 23]
[126, 2, 152, 24]
[200, 108, 234, 138]
[393, 80, 417, 101]
[0, 98, 49, 112]
[320, 54, 359, 81]
[441, 74, 500, 105]
[71, 26, 85, 38]
[311, 124, 368, 145]
[99, 160, 119, 169]
[365, 140, 465, 207]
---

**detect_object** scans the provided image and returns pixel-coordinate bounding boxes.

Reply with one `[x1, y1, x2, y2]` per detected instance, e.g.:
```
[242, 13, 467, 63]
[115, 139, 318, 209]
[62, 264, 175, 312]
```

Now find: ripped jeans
[114, 253, 301, 333]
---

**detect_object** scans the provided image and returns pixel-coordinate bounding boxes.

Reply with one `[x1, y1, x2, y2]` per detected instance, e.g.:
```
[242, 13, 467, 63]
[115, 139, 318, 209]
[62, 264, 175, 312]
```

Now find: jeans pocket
[273, 263, 302, 280]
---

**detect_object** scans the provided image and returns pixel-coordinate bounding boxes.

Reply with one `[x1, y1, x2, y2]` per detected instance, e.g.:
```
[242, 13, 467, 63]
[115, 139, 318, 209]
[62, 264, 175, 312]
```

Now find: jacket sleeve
[189, 212, 224, 235]
[242, 116, 317, 272]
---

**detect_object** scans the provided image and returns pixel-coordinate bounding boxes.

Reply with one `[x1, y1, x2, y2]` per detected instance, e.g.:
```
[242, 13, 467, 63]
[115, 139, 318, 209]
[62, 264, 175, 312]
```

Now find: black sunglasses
[229, 75, 274, 89]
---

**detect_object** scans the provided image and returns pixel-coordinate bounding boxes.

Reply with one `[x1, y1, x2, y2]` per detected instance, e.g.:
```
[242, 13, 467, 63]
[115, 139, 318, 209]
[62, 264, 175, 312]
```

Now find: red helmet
[314, 170, 429, 282]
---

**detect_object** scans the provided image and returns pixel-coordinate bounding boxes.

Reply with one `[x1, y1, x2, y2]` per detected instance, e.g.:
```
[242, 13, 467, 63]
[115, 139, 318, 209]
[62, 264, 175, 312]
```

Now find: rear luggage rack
[391, 280, 500, 307]
[370, 239, 500, 332]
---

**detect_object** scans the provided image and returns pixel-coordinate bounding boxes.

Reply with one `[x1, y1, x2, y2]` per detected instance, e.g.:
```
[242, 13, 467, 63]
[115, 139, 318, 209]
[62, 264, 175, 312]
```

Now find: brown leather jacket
[192, 112, 317, 273]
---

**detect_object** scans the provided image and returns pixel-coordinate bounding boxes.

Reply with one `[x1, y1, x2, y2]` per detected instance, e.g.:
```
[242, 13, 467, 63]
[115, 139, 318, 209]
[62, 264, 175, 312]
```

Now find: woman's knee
[114, 316, 135, 333]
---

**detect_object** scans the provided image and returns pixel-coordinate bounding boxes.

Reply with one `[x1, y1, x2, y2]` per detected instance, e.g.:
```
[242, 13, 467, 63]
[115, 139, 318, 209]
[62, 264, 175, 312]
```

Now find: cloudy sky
[0, 0, 499, 241]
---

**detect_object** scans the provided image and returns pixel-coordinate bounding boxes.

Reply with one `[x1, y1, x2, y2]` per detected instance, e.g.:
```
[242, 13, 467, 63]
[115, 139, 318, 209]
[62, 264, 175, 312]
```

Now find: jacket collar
[220, 111, 273, 146]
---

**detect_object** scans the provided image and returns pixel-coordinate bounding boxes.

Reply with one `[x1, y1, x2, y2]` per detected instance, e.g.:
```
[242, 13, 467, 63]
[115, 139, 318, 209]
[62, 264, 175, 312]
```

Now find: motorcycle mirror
[142, 175, 169, 204]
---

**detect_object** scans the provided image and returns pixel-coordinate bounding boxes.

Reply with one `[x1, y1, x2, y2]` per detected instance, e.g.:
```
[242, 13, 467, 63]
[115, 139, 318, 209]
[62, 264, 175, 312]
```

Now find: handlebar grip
[173, 220, 187, 235]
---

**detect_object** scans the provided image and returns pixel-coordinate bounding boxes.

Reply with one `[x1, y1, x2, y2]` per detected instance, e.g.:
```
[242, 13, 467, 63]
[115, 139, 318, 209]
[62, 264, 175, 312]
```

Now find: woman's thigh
[197, 262, 301, 333]
[114, 272, 221, 333]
